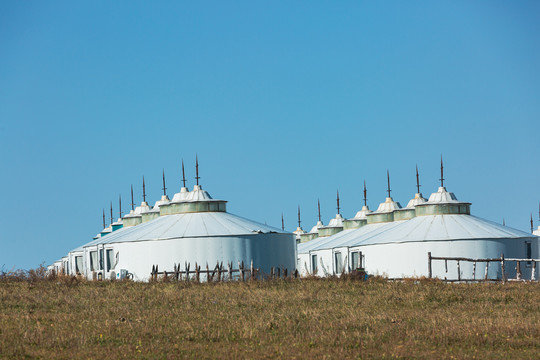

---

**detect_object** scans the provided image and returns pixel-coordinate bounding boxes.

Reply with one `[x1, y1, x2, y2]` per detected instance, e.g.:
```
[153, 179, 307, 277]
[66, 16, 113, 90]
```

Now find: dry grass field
[0, 269, 538, 359]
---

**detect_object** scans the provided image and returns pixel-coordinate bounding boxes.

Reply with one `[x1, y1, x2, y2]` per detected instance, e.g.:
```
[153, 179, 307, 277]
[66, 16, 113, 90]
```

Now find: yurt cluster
[49, 159, 540, 282]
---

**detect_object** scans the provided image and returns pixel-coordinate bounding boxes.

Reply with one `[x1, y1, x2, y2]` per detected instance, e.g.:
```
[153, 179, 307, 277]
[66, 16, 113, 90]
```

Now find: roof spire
[502, 218, 505, 226]
[318, 199, 321, 222]
[416, 164, 421, 194]
[281, 213, 285, 231]
[142, 176, 146, 203]
[119, 194, 122, 218]
[298, 206, 301, 228]
[439, 155, 445, 187]
[387, 170, 392, 198]
[102, 209, 106, 228]
[130, 185, 135, 211]
[363, 180, 367, 207]
[110, 201, 113, 225]
[531, 213, 534, 234]
[181, 159, 186, 188]
[162, 169, 167, 196]
[195, 155, 200, 186]
[538, 201, 540, 222]
[336, 190, 341, 215]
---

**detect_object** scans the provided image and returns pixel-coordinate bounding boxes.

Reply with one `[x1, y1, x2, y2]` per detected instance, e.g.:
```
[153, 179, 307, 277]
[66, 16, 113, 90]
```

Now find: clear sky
[1, 1, 539, 270]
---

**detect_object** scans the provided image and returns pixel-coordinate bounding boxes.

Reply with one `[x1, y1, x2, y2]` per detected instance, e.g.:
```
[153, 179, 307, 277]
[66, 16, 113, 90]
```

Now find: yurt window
[311, 254, 318, 273]
[351, 252, 359, 270]
[525, 242, 532, 266]
[99, 249, 104, 270]
[106, 249, 114, 271]
[90, 251, 98, 271]
[75, 256, 83, 274]
[334, 252, 343, 274]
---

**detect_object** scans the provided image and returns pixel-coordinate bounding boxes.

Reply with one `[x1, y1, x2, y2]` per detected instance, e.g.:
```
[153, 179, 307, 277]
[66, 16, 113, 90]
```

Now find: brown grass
[0, 271, 538, 359]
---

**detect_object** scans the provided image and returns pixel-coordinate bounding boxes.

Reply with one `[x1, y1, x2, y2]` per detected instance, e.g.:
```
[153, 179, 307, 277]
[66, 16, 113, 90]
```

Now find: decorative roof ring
[142, 176, 147, 203]
[416, 164, 421, 194]
[336, 190, 341, 215]
[387, 170, 392, 198]
[195, 154, 200, 186]
[162, 169, 167, 196]
[440, 155, 445, 188]
[363, 180, 368, 207]
[181, 158, 187, 188]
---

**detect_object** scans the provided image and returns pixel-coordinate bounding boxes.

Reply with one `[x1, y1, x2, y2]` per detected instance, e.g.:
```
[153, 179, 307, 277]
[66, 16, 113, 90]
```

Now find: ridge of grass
[0, 270, 538, 359]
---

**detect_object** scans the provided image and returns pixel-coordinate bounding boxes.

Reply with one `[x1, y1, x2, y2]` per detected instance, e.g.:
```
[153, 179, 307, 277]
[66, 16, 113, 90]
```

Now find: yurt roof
[306, 221, 407, 252]
[298, 229, 356, 254]
[355, 214, 536, 246]
[85, 211, 285, 246]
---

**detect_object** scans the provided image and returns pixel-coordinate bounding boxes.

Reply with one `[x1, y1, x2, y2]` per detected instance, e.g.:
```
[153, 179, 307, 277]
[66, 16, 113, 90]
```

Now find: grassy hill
[0, 271, 538, 359]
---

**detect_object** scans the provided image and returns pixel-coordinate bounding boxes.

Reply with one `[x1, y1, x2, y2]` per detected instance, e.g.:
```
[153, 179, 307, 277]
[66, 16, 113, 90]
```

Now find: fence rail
[150, 260, 298, 282]
[428, 252, 538, 282]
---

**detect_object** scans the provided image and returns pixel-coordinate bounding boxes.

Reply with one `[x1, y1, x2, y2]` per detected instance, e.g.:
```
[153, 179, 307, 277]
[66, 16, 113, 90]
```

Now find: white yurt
[81, 183, 296, 281]
[302, 185, 539, 280]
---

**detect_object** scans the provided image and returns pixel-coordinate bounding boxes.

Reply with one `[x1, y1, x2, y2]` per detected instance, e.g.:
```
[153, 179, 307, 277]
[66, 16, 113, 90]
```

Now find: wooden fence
[428, 252, 538, 282]
[150, 260, 299, 282]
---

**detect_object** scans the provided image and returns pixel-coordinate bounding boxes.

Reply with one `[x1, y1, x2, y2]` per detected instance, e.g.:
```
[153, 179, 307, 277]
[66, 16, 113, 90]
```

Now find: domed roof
[373, 197, 402, 213]
[425, 187, 466, 204]
[150, 195, 170, 213]
[326, 214, 345, 227]
[171, 187, 190, 203]
[124, 202, 152, 217]
[405, 193, 427, 208]
[351, 205, 372, 219]
[87, 211, 286, 246]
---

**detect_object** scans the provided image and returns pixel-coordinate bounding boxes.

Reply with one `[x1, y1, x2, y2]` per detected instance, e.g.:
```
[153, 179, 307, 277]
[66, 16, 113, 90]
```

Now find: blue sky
[1, 1, 539, 270]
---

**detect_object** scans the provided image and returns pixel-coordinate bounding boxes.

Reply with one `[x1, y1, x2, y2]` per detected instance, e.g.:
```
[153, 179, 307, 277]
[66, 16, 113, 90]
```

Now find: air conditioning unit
[116, 269, 128, 280]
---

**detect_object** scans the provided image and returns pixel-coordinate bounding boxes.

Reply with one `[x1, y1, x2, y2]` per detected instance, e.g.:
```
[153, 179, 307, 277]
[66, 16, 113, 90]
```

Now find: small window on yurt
[90, 251, 98, 271]
[75, 256, 83, 274]
[351, 252, 359, 270]
[106, 249, 114, 271]
[99, 249, 104, 270]
[311, 254, 318, 274]
[525, 242, 532, 266]
[334, 252, 343, 274]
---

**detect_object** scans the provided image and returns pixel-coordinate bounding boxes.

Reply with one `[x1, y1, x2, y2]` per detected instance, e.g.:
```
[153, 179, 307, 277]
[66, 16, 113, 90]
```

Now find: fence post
[484, 261, 489, 281]
[186, 262, 190, 282]
[472, 261, 476, 280]
[284, 268, 288, 278]
[228, 262, 232, 281]
[240, 261, 245, 282]
[277, 267, 281, 278]
[195, 262, 200, 283]
[516, 261, 522, 281]
[428, 252, 432, 278]
[457, 260, 461, 282]
[250, 260, 254, 280]
[500, 254, 506, 283]
[532, 261, 537, 281]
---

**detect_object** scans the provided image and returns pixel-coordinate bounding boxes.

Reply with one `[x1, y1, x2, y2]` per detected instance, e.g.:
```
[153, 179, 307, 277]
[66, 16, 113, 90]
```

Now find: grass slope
[0, 275, 538, 359]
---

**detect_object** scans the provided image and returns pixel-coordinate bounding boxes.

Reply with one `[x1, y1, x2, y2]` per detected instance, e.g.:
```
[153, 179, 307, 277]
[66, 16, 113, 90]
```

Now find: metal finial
[142, 176, 146, 203]
[440, 156, 445, 187]
[130, 185, 135, 211]
[318, 199, 321, 222]
[531, 213, 534, 234]
[162, 169, 167, 196]
[195, 155, 200, 186]
[298, 206, 301, 228]
[119, 195, 122, 218]
[336, 190, 340, 215]
[102, 209, 106, 228]
[502, 218, 505, 226]
[387, 170, 392, 198]
[363, 180, 367, 207]
[181, 159, 186, 188]
[110, 202, 113, 225]
[538, 201, 540, 222]
[416, 164, 421, 194]
[281, 213, 285, 231]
